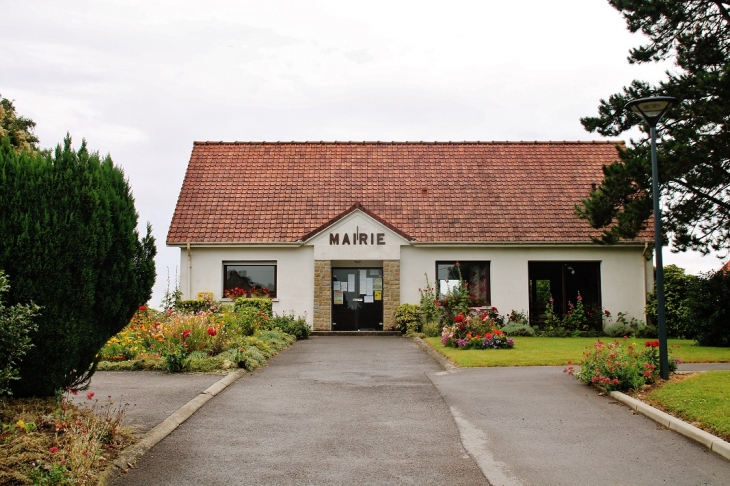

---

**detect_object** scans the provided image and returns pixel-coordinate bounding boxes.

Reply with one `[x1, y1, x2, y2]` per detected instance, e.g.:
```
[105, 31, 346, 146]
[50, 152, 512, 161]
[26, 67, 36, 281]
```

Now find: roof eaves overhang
[166, 241, 305, 248]
[409, 240, 651, 248]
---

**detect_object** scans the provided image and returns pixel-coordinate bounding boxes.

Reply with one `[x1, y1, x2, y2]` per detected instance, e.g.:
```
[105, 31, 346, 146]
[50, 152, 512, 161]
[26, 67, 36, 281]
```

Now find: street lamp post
[624, 96, 677, 380]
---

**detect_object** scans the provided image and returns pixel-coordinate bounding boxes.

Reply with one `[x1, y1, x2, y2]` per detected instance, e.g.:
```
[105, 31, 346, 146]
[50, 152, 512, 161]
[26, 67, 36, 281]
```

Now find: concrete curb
[97, 369, 247, 485]
[412, 336, 457, 371]
[611, 391, 730, 462]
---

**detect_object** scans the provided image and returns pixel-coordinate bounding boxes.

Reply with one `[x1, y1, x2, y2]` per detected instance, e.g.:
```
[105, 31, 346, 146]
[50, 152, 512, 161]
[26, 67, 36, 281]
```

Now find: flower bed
[568, 338, 680, 391]
[441, 310, 514, 350]
[99, 305, 305, 372]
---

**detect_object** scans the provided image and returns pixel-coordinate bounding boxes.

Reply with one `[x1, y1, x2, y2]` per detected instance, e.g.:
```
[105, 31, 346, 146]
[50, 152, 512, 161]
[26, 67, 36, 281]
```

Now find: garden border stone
[611, 390, 730, 462]
[97, 369, 247, 485]
[412, 336, 456, 371]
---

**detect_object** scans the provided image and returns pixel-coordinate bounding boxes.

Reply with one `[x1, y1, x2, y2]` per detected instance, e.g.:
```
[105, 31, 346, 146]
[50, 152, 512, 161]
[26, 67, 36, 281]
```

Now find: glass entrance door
[331, 268, 383, 331]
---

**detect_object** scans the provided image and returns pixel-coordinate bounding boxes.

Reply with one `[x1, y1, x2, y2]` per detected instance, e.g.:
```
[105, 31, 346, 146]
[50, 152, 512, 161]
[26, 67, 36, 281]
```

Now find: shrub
[603, 312, 655, 338]
[603, 323, 632, 338]
[0, 272, 40, 395]
[571, 339, 678, 391]
[500, 322, 536, 337]
[422, 321, 442, 337]
[177, 298, 220, 314]
[0, 135, 156, 396]
[161, 343, 190, 372]
[687, 270, 730, 347]
[395, 304, 422, 334]
[646, 264, 697, 338]
[270, 313, 311, 340]
[505, 309, 529, 327]
[234, 297, 273, 317]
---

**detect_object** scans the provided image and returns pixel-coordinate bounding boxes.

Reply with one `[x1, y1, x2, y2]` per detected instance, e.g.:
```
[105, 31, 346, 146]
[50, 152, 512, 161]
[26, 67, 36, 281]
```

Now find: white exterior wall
[176, 226, 651, 327]
[400, 245, 650, 322]
[179, 246, 315, 322]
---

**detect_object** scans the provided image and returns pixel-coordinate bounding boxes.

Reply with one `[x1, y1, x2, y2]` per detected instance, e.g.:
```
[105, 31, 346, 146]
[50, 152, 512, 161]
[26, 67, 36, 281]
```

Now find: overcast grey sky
[2, 0, 725, 307]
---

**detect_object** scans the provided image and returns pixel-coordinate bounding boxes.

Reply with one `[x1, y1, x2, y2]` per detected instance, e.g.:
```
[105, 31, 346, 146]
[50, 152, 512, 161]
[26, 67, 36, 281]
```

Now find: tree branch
[669, 177, 730, 212]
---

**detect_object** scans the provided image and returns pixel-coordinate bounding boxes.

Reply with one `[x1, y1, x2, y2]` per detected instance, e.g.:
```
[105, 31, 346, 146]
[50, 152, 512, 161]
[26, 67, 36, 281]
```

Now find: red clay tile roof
[167, 141, 654, 245]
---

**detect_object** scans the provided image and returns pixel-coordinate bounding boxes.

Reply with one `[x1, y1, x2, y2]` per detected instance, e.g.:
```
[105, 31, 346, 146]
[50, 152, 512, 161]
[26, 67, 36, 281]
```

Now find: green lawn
[423, 336, 730, 367]
[647, 371, 730, 441]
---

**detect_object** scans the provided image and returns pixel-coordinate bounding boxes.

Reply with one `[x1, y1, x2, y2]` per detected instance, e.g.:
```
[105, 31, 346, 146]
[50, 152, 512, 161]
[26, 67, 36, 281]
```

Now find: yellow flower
[16, 420, 25, 431]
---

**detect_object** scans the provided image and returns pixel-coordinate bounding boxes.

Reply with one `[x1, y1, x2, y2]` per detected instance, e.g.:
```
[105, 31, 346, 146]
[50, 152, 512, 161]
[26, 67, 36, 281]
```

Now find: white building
[167, 141, 654, 331]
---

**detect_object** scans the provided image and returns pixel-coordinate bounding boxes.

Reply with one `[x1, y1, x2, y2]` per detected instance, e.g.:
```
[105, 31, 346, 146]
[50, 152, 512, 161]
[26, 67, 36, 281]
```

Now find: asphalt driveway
[103, 337, 730, 485]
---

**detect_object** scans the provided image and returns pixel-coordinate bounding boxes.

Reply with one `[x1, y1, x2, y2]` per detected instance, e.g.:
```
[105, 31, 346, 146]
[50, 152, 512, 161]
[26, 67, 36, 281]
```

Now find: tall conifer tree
[577, 1, 730, 253]
[0, 135, 156, 397]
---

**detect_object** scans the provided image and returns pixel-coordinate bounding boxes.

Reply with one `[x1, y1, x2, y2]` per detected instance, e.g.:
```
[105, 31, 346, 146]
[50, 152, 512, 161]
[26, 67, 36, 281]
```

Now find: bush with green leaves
[395, 303, 422, 334]
[422, 321, 442, 338]
[177, 298, 221, 314]
[500, 322, 536, 337]
[270, 313, 311, 340]
[0, 135, 156, 397]
[233, 297, 273, 317]
[603, 312, 655, 338]
[646, 265, 697, 339]
[0, 272, 40, 396]
[687, 270, 730, 347]
[572, 339, 678, 392]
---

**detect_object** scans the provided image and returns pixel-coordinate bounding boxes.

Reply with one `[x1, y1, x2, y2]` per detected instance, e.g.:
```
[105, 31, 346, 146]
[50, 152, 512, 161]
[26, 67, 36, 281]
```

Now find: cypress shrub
[0, 135, 156, 396]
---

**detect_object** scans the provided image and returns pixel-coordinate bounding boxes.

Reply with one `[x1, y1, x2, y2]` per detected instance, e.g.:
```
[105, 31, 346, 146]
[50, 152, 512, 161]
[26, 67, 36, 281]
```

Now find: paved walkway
[82, 337, 730, 485]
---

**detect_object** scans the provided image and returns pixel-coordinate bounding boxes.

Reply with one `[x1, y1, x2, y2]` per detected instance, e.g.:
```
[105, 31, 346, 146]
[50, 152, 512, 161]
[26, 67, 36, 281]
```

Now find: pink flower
[86, 392, 95, 400]
[207, 327, 217, 337]
[182, 329, 192, 339]
[49, 447, 58, 453]
[577, 295, 582, 301]
[549, 297, 554, 303]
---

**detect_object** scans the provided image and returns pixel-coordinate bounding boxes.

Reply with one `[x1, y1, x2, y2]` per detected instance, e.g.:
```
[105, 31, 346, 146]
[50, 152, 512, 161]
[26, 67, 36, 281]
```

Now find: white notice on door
[359, 270, 367, 293]
[348, 274, 355, 291]
[333, 281, 340, 291]
[366, 278, 374, 296]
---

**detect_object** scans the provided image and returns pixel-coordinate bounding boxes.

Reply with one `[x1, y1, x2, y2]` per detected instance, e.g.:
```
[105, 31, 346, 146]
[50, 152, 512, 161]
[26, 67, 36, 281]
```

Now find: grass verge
[643, 371, 730, 442]
[423, 336, 730, 367]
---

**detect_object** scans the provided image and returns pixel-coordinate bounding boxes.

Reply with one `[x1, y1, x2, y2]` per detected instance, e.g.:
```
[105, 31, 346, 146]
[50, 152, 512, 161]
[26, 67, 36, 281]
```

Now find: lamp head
[625, 96, 678, 128]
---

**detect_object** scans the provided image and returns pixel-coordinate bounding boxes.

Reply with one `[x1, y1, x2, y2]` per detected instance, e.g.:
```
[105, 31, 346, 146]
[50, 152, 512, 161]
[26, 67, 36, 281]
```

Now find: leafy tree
[0, 134, 156, 397]
[0, 271, 40, 396]
[0, 94, 39, 151]
[577, 1, 730, 254]
[645, 264, 697, 338]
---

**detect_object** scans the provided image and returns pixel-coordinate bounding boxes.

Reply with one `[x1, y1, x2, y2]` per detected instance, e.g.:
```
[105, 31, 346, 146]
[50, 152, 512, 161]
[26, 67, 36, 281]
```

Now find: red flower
[455, 314, 464, 323]
[207, 327, 217, 337]
[86, 392, 95, 400]
[139, 305, 147, 311]
[644, 340, 660, 348]
[182, 329, 192, 339]
[49, 447, 58, 453]
[604, 309, 611, 316]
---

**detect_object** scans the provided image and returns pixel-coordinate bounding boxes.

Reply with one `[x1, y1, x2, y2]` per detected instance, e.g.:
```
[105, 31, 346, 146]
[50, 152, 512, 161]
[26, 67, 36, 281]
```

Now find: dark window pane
[435, 261, 491, 305]
[224, 264, 277, 297]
